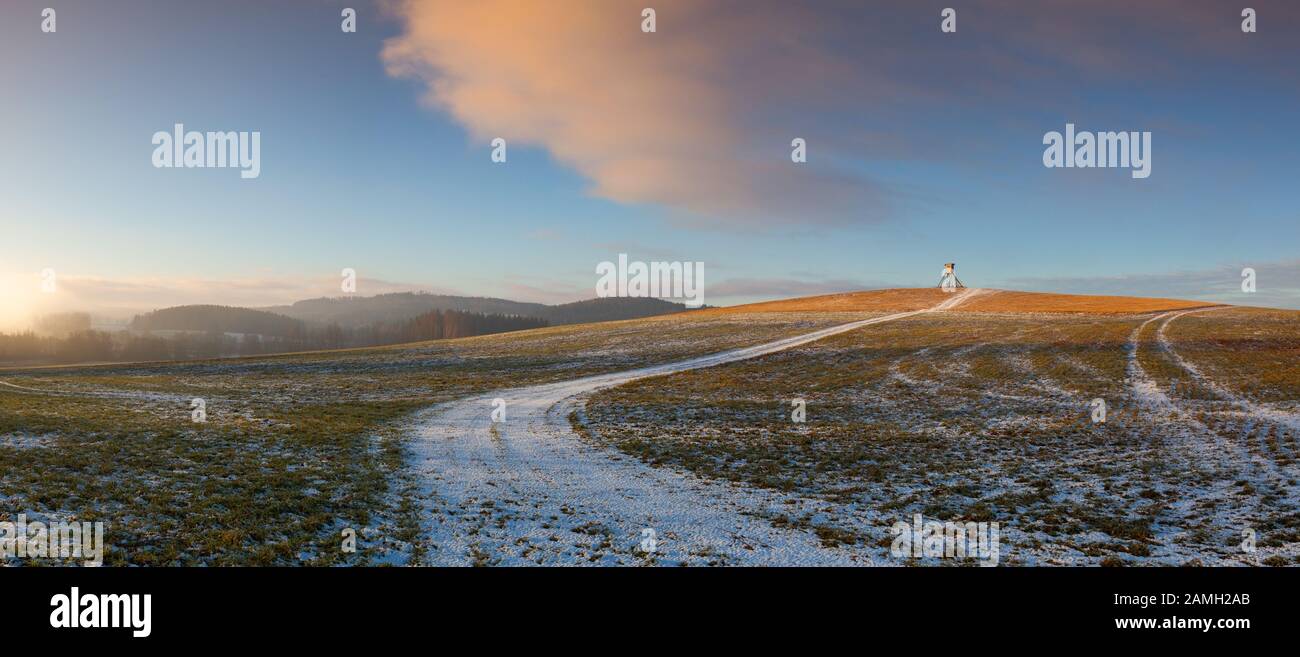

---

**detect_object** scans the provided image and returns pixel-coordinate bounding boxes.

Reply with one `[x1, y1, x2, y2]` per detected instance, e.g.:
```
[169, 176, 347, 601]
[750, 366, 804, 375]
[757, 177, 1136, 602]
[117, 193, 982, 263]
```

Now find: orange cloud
[381, 0, 887, 225]
[380, 1, 1300, 226]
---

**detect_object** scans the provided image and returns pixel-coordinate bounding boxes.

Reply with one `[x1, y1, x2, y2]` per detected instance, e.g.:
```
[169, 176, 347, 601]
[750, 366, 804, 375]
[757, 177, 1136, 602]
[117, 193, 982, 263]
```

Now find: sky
[1, 0, 1298, 330]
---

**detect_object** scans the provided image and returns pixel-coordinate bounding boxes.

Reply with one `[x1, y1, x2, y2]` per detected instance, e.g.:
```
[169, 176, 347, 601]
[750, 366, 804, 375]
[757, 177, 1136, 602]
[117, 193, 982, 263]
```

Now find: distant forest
[0, 306, 547, 366]
[263, 292, 689, 328]
[131, 305, 304, 337]
[1, 294, 695, 367]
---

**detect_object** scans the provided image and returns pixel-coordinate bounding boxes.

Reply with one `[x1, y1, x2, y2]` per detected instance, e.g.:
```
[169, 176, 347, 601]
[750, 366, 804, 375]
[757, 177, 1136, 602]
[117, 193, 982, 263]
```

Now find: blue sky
[1, 0, 1297, 328]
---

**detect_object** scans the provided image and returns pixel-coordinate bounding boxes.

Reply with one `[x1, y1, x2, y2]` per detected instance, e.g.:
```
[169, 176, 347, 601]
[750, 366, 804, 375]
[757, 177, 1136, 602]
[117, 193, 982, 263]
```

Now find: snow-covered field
[585, 300, 1300, 566]
[3, 289, 1296, 566]
[406, 291, 987, 565]
[0, 309, 870, 565]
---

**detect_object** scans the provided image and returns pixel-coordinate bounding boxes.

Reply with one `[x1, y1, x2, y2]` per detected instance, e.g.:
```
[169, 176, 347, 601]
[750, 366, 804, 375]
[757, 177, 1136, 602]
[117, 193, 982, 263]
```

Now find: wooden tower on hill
[937, 262, 965, 289]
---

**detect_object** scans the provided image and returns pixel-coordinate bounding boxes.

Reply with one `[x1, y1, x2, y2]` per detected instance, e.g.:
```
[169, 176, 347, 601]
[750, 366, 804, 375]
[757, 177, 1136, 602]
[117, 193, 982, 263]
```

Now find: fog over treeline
[0, 306, 546, 366]
[0, 294, 693, 366]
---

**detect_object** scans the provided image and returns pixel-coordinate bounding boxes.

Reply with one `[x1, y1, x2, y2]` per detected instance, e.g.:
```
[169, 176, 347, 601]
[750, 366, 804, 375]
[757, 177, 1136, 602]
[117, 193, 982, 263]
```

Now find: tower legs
[937, 273, 965, 289]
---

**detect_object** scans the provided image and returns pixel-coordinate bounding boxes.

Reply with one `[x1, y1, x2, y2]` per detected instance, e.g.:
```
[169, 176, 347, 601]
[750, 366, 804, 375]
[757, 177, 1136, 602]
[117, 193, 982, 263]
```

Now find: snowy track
[408, 289, 985, 565]
[0, 379, 188, 402]
[1125, 310, 1298, 563]
[1157, 308, 1300, 432]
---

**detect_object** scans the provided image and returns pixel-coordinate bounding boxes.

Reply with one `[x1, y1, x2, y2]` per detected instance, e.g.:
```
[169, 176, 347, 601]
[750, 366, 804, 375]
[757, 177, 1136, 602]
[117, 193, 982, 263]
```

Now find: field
[585, 294, 1300, 565]
[0, 310, 863, 565]
[2, 289, 1297, 566]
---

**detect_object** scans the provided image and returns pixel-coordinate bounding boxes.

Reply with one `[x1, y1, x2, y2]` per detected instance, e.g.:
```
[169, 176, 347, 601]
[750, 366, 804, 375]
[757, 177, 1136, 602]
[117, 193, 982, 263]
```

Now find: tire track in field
[0, 379, 188, 402]
[1125, 311, 1291, 562]
[1157, 308, 1300, 434]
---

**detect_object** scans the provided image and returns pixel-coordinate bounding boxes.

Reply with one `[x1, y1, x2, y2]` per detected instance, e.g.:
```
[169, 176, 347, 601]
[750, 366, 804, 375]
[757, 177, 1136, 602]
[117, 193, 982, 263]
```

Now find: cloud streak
[999, 260, 1300, 310]
[709, 276, 891, 301]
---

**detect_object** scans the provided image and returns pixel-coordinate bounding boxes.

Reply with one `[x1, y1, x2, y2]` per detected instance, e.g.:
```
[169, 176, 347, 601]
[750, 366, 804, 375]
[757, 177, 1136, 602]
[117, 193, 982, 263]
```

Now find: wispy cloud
[590, 241, 704, 264]
[999, 260, 1300, 309]
[496, 276, 589, 306]
[527, 228, 564, 241]
[710, 276, 891, 302]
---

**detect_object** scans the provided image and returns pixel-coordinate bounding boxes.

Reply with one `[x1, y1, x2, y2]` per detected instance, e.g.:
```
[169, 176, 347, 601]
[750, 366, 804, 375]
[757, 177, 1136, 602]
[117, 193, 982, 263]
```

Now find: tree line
[0, 308, 548, 366]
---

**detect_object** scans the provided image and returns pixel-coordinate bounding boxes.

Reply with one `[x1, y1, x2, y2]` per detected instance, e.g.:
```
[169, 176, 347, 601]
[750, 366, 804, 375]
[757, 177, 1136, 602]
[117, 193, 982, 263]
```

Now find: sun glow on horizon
[0, 271, 44, 333]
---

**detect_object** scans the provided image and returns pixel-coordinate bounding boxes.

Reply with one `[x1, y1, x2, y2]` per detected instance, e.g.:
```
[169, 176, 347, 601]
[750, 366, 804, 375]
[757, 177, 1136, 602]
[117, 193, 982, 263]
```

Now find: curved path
[408, 289, 985, 565]
[1125, 310, 1298, 562]
[0, 379, 187, 402]
[1157, 308, 1300, 432]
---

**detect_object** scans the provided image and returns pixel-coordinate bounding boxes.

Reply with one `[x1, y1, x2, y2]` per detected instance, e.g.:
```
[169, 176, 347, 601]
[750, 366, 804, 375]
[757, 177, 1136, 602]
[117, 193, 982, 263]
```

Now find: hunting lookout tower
[937, 262, 965, 289]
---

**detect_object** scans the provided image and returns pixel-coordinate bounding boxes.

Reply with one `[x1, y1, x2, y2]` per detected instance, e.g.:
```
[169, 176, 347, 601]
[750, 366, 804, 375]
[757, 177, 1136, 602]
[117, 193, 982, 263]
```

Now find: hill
[7, 285, 1295, 567]
[542, 297, 689, 324]
[952, 289, 1219, 314]
[262, 292, 692, 328]
[705, 288, 1221, 315]
[261, 293, 548, 328]
[130, 305, 305, 337]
